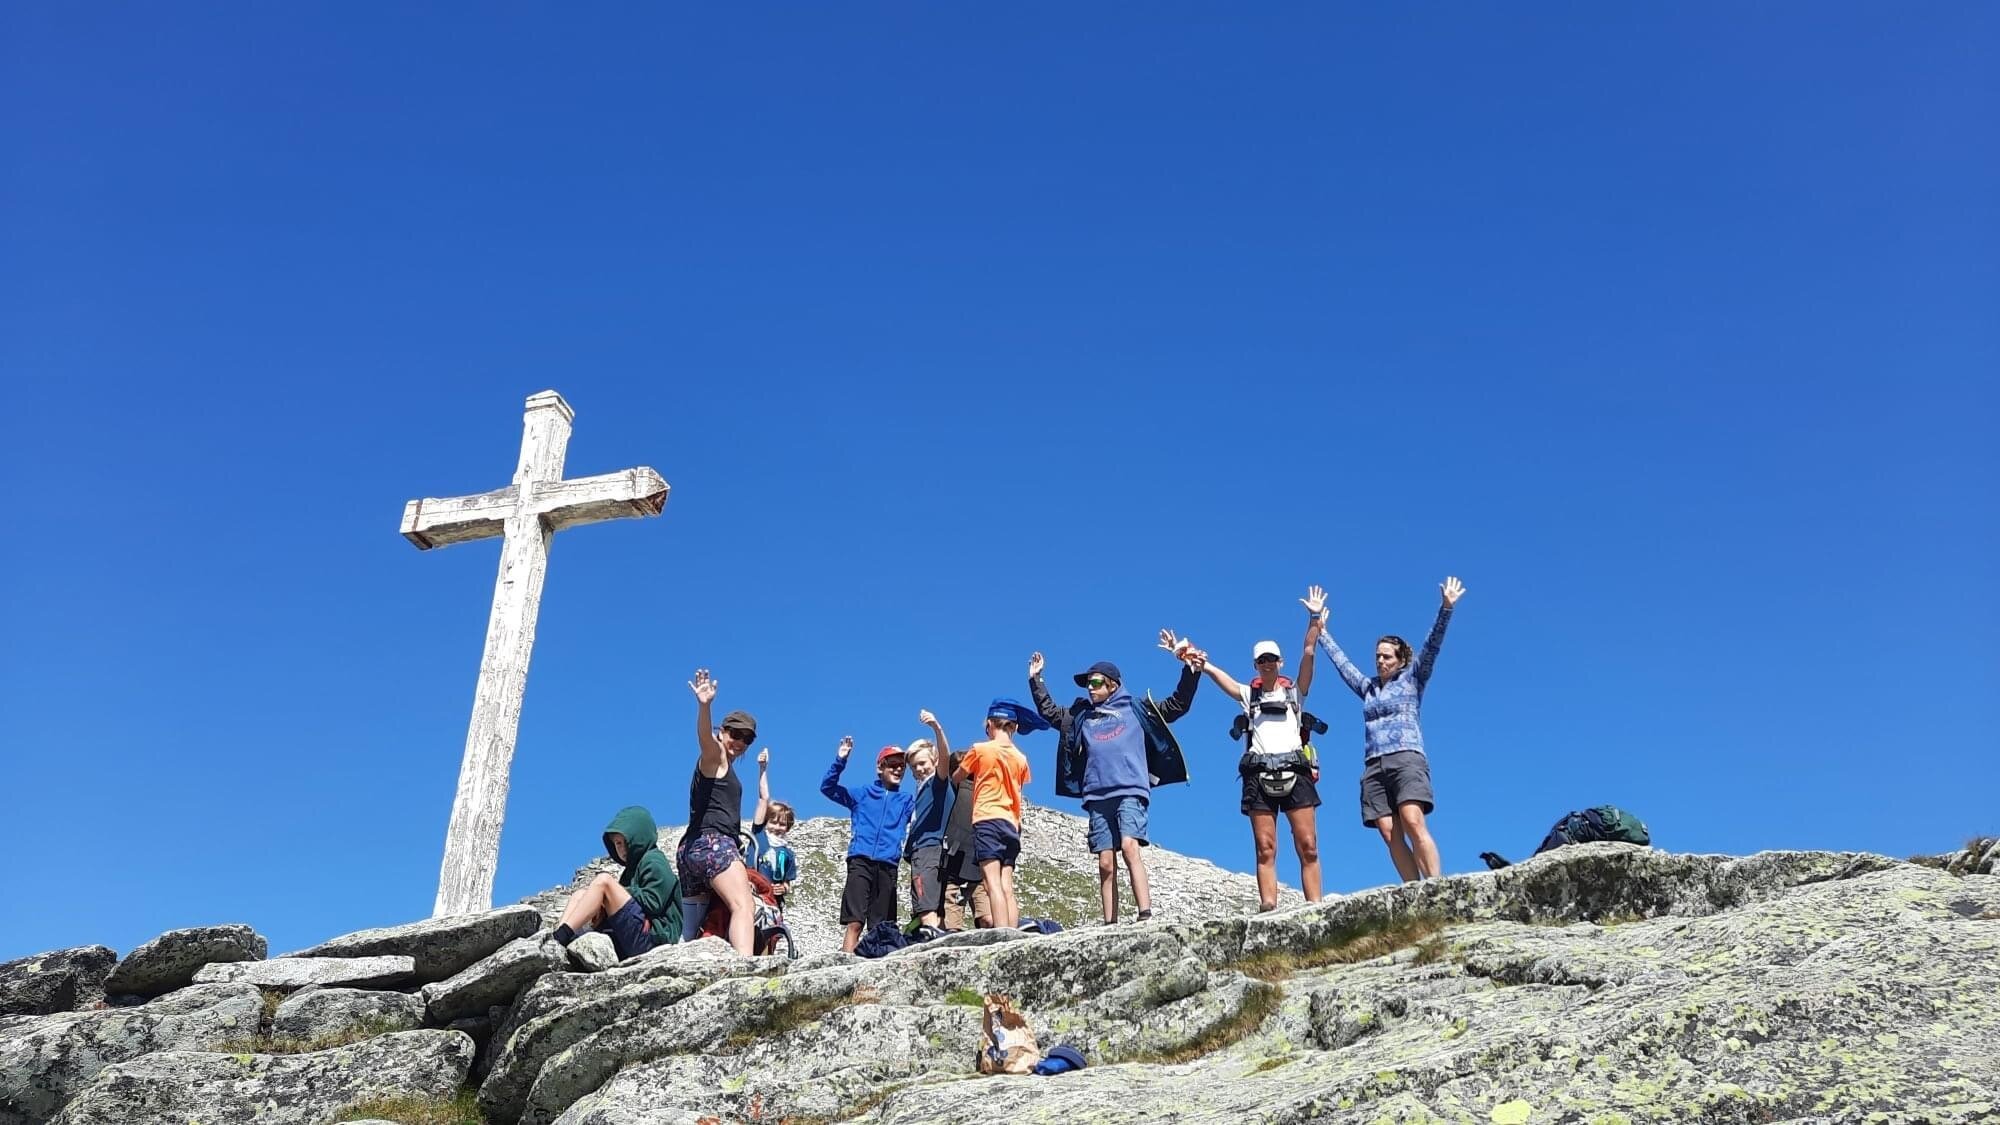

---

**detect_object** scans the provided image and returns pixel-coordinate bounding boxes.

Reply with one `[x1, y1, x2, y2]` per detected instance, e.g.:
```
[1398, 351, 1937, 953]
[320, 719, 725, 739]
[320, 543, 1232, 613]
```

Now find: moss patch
[334, 1090, 484, 1125]
[1105, 981, 1282, 1065]
[778, 1081, 911, 1124]
[217, 1017, 409, 1056]
[944, 988, 984, 1007]
[1232, 915, 1455, 981]
[723, 992, 862, 1051]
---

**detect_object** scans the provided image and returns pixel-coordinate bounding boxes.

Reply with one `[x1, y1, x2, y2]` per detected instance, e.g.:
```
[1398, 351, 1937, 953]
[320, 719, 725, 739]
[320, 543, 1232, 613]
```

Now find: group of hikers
[548, 578, 1465, 960]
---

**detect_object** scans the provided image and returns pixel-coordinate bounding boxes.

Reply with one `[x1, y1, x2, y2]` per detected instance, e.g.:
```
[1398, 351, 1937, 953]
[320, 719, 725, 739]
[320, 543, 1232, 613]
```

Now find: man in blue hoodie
[1028, 646, 1202, 924]
[822, 734, 918, 953]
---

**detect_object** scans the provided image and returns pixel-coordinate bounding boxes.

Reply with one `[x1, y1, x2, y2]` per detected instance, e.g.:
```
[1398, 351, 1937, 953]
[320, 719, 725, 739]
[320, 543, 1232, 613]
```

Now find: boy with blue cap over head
[947, 699, 1048, 931]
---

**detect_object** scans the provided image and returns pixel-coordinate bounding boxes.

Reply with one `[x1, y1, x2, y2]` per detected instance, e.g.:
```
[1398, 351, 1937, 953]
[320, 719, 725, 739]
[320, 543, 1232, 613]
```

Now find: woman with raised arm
[1167, 615, 1325, 911]
[1308, 578, 1464, 882]
[679, 668, 760, 955]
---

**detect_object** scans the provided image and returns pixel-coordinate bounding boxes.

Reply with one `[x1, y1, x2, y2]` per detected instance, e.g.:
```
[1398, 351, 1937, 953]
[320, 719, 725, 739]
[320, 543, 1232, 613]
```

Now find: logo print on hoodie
[1082, 711, 1129, 743]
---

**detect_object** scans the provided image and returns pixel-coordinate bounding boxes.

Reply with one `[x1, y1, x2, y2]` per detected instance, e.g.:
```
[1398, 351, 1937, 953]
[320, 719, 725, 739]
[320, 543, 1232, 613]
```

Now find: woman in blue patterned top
[1306, 576, 1464, 882]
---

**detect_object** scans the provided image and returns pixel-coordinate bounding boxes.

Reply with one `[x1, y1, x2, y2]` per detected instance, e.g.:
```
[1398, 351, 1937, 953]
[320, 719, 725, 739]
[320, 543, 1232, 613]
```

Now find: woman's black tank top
[688, 764, 743, 841]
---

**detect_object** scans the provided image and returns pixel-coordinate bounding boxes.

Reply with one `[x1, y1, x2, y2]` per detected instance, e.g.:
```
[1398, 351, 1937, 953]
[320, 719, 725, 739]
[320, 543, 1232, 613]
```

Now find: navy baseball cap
[1073, 661, 1122, 687]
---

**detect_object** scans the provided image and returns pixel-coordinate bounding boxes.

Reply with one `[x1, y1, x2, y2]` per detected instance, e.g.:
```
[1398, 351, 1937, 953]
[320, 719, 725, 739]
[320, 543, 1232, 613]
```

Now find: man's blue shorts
[1084, 795, 1150, 853]
[972, 819, 1022, 867]
[604, 897, 655, 961]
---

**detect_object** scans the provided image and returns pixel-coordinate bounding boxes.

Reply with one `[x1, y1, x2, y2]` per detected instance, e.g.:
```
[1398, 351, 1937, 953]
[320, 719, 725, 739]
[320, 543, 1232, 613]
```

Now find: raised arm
[1026, 652, 1072, 735]
[920, 709, 951, 761]
[1296, 586, 1327, 698]
[688, 668, 725, 770]
[1311, 612, 1370, 696]
[1415, 577, 1463, 688]
[1151, 629, 1204, 722]
[1168, 632, 1248, 700]
[820, 736, 857, 810]
[752, 748, 772, 828]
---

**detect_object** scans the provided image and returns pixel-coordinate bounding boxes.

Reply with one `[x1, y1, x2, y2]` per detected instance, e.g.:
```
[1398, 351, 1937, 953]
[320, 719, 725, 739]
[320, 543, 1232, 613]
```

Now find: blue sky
[2, 6, 1994, 962]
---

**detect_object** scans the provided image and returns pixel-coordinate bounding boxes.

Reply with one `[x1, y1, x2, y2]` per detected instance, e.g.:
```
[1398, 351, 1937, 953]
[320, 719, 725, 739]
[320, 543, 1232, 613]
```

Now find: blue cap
[986, 698, 1054, 733]
[1072, 661, 1122, 688]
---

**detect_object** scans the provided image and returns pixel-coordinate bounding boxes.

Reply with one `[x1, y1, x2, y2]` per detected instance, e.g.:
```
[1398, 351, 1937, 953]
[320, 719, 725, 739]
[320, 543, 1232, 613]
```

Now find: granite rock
[0, 946, 116, 1017]
[0, 982, 261, 1124]
[48, 1029, 473, 1125]
[286, 904, 542, 983]
[101, 924, 265, 998]
[193, 955, 415, 991]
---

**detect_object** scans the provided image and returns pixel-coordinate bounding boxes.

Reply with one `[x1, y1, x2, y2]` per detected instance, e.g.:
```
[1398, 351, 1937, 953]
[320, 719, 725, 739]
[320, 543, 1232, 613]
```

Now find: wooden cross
[401, 390, 668, 917]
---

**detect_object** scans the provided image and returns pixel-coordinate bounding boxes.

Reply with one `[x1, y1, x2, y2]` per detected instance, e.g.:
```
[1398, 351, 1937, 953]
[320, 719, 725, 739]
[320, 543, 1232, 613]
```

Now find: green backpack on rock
[1536, 805, 1652, 854]
[1481, 805, 1652, 869]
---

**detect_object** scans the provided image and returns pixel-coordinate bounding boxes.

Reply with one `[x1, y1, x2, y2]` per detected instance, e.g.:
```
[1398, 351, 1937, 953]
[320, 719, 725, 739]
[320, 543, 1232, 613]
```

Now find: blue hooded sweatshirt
[1078, 688, 1151, 802]
[822, 754, 917, 864]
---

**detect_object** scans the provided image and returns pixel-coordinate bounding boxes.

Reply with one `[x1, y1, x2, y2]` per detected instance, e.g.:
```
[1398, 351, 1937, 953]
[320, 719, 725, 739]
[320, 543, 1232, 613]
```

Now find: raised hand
[756, 748, 770, 769]
[1300, 585, 1327, 619]
[837, 735, 854, 759]
[1158, 628, 1189, 658]
[1441, 576, 1466, 607]
[1028, 652, 1045, 678]
[919, 709, 939, 728]
[1188, 648, 1209, 673]
[688, 668, 718, 704]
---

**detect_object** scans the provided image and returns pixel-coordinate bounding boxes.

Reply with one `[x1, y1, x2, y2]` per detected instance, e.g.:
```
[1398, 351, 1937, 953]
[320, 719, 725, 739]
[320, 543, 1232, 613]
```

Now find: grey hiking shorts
[1359, 751, 1434, 824]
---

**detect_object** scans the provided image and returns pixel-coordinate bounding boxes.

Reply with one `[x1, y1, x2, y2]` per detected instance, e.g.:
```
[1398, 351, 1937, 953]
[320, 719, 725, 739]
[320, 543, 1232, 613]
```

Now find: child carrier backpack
[696, 867, 798, 959]
[1229, 678, 1328, 798]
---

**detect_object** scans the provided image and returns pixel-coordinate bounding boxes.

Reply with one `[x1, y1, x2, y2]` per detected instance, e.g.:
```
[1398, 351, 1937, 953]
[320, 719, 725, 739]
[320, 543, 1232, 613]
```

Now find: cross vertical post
[401, 390, 668, 916]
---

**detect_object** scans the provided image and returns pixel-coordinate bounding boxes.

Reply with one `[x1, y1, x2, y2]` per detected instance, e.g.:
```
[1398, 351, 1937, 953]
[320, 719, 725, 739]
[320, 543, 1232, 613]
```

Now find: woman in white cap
[1171, 615, 1326, 910]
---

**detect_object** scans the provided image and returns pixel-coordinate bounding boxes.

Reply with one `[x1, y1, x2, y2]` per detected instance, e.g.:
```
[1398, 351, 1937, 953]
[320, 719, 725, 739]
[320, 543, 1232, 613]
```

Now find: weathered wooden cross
[401, 390, 668, 917]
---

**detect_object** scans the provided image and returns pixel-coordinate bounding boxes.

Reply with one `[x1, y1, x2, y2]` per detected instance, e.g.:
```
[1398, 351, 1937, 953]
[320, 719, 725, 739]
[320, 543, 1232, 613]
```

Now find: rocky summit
[0, 822, 1992, 1125]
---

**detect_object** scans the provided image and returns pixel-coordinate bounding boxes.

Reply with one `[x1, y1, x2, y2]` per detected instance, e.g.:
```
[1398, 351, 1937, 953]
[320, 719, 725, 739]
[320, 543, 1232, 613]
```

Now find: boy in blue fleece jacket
[822, 734, 917, 953]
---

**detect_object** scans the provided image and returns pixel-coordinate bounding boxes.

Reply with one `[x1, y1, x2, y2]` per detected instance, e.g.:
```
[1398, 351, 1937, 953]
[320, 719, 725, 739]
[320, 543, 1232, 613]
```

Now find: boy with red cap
[822, 735, 917, 953]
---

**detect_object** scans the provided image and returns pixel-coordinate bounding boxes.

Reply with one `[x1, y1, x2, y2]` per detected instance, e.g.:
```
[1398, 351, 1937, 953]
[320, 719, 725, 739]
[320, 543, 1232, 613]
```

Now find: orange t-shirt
[960, 739, 1031, 826]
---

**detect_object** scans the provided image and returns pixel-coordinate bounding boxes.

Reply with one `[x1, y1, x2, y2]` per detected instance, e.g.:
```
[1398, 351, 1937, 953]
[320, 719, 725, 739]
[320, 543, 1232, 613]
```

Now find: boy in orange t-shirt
[950, 699, 1044, 930]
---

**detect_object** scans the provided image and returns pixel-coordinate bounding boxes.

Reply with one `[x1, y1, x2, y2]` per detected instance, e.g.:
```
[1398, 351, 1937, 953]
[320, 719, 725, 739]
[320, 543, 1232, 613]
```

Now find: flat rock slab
[287, 904, 541, 983]
[103, 924, 266, 998]
[272, 986, 425, 1043]
[49, 1029, 473, 1125]
[194, 955, 415, 990]
[0, 982, 261, 1125]
[424, 936, 564, 1026]
[0, 945, 116, 1016]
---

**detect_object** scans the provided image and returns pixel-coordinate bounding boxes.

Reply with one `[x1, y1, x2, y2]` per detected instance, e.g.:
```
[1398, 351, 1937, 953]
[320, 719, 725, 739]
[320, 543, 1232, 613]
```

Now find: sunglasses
[722, 727, 755, 743]
[1085, 676, 1111, 688]
[1255, 655, 1280, 664]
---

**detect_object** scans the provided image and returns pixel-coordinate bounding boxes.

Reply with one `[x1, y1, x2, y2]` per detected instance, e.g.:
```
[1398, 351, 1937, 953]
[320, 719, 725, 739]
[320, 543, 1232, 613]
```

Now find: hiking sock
[552, 923, 576, 947]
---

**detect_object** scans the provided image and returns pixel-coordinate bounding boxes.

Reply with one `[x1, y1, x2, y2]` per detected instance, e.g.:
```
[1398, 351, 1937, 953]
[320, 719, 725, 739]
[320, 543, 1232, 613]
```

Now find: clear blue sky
[2, 6, 1994, 963]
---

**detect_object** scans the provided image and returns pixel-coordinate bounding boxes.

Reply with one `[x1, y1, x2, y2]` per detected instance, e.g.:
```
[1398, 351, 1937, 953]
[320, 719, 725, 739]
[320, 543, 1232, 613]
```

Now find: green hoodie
[604, 806, 681, 942]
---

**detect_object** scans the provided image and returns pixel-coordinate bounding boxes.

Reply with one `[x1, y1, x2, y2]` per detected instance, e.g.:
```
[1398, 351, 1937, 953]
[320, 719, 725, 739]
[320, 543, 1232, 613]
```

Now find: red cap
[877, 746, 906, 766]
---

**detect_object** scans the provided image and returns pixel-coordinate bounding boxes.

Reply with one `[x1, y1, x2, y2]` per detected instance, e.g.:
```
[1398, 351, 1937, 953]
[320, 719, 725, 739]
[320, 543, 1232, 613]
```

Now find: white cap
[1252, 640, 1282, 661]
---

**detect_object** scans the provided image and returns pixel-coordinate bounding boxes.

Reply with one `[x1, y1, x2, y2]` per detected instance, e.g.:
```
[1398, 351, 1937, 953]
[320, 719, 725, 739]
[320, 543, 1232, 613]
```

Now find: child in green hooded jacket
[551, 805, 681, 958]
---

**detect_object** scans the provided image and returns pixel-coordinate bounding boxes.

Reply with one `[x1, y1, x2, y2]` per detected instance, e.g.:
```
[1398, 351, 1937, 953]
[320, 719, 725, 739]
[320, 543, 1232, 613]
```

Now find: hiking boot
[1137, 909, 1155, 923]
